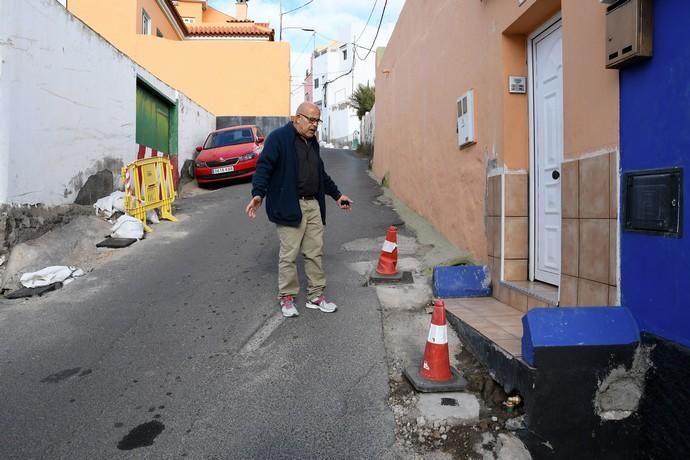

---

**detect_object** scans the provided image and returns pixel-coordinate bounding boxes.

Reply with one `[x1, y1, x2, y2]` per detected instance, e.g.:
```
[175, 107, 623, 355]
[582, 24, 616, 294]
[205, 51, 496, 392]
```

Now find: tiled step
[494, 280, 559, 312]
[444, 297, 523, 358]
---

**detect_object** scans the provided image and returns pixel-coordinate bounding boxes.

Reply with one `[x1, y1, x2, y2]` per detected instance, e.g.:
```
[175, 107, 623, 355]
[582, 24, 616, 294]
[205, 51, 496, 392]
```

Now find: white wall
[312, 41, 376, 146]
[0, 0, 11, 204]
[0, 0, 215, 206]
[361, 104, 375, 147]
[178, 93, 216, 164]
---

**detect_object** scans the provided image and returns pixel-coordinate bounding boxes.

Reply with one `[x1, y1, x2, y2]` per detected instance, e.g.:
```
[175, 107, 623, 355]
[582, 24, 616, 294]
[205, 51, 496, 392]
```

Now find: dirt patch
[387, 347, 524, 459]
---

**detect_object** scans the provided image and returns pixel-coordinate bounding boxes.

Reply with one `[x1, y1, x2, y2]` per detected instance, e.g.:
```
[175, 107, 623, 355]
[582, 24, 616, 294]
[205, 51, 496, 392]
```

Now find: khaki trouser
[276, 199, 325, 299]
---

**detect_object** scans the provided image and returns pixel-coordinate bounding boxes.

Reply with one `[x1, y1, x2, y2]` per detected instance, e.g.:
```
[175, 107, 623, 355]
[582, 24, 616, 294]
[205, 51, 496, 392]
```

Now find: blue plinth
[521, 307, 641, 366]
[432, 265, 491, 298]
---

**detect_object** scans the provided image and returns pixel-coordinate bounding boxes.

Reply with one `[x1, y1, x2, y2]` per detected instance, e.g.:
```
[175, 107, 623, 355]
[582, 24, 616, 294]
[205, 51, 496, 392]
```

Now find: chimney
[235, 0, 248, 21]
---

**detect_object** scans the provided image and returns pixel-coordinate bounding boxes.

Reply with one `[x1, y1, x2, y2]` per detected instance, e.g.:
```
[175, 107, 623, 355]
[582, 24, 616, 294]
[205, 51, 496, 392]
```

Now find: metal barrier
[121, 156, 177, 232]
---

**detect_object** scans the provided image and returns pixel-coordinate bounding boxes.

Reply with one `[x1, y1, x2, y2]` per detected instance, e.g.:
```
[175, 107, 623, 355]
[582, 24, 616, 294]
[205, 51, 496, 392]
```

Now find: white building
[309, 41, 375, 148]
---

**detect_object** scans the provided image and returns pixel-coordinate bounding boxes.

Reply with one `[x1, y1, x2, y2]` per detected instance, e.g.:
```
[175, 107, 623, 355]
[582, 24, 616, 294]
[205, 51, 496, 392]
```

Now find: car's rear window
[204, 128, 254, 148]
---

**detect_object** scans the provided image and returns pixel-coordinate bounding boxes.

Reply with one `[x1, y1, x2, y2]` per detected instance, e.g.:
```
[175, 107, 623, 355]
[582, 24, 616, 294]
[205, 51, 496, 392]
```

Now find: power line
[355, 0, 387, 61]
[282, 0, 314, 16]
[289, 32, 316, 73]
[314, 33, 374, 53]
[354, 0, 378, 44]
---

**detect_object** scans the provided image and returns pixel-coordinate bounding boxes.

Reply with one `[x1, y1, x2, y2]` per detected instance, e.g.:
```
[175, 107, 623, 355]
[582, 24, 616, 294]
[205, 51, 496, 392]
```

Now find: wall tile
[488, 176, 499, 217]
[504, 217, 528, 259]
[610, 151, 618, 219]
[507, 288, 528, 313]
[560, 274, 578, 306]
[493, 217, 501, 258]
[609, 219, 618, 286]
[579, 219, 610, 284]
[486, 217, 494, 257]
[505, 174, 528, 217]
[504, 259, 528, 281]
[608, 285, 619, 306]
[494, 280, 510, 305]
[562, 218, 579, 276]
[490, 256, 500, 284]
[527, 296, 556, 309]
[578, 278, 609, 306]
[580, 154, 610, 219]
[562, 160, 579, 219]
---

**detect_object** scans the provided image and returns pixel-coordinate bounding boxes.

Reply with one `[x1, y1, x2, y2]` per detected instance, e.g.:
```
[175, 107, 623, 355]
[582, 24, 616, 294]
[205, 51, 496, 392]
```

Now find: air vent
[623, 168, 682, 238]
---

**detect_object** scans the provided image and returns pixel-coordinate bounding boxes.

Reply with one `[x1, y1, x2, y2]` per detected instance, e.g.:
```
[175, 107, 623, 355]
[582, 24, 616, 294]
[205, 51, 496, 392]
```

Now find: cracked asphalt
[0, 148, 405, 459]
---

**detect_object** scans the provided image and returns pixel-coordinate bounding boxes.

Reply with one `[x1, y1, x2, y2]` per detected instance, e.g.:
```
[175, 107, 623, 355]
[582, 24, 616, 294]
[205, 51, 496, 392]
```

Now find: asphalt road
[0, 148, 403, 459]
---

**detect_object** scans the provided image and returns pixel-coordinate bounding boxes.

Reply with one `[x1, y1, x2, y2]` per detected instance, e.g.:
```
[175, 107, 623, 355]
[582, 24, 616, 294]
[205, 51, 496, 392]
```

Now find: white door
[530, 19, 563, 286]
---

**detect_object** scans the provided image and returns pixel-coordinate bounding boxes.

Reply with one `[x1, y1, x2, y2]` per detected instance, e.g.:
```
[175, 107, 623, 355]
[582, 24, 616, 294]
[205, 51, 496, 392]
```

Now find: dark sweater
[251, 122, 341, 226]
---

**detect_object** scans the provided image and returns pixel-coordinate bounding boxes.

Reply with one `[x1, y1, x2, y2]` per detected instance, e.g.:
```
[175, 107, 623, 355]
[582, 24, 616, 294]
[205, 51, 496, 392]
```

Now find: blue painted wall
[620, 0, 690, 348]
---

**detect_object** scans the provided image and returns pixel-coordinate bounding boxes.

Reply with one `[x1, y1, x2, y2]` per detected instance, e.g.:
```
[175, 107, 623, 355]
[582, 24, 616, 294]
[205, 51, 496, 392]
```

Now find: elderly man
[245, 102, 353, 318]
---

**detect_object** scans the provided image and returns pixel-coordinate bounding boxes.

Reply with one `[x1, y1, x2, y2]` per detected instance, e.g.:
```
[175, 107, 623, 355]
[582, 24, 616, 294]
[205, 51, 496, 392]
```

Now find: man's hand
[337, 195, 353, 210]
[245, 196, 263, 219]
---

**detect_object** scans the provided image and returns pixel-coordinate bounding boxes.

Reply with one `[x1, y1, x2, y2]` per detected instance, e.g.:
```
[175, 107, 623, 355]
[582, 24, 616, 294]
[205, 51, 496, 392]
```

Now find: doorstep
[444, 297, 524, 358]
[502, 280, 558, 307]
[444, 297, 535, 394]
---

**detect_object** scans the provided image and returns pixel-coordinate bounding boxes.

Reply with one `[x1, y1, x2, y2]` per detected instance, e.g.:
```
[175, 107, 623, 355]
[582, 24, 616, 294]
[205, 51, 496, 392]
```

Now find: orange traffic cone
[376, 225, 399, 276]
[404, 299, 467, 392]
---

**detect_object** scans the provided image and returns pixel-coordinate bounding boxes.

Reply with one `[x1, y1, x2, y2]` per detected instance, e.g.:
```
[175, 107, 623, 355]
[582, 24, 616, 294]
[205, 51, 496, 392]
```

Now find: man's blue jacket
[251, 122, 341, 226]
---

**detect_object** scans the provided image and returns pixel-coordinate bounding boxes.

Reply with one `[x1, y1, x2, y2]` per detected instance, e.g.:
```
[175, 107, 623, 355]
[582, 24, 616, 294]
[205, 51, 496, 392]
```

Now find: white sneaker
[306, 295, 337, 313]
[280, 295, 299, 317]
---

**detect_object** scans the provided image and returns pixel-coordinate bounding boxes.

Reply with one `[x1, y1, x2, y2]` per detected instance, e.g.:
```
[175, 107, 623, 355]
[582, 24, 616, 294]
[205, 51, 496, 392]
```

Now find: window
[314, 78, 319, 89]
[156, 28, 163, 38]
[182, 17, 195, 24]
[142, 10, 151, 35]
[204, 129, 255, 149]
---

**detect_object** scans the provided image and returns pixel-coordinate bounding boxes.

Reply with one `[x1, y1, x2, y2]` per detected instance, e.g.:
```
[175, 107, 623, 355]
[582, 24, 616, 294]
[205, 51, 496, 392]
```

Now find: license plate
[212, 166, 234, 174]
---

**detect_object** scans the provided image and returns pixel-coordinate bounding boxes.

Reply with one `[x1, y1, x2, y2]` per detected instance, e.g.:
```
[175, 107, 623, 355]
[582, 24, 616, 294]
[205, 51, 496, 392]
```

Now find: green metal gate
[136, 82, 172, 153]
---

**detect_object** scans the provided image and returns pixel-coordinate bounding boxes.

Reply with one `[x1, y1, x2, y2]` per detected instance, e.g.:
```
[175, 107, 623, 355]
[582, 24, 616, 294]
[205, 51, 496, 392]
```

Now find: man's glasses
[298, 113, 322, 125]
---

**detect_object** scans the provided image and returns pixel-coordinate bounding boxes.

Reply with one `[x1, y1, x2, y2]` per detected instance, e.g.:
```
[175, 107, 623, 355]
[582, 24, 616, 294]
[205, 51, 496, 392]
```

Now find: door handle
[552, 170, 560, 180]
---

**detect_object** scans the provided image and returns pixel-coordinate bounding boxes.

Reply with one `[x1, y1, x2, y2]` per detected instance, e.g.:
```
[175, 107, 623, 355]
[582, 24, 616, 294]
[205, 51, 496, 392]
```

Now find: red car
[194, 125, 264, 185]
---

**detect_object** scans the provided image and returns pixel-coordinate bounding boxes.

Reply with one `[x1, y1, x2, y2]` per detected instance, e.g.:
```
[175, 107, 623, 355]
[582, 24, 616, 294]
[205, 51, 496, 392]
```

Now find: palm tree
[350, 84, 375, 120]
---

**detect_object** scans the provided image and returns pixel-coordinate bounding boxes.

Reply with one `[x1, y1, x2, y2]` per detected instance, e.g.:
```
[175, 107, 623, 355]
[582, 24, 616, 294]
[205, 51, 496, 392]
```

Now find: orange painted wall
[175, 1, 204, 23]
[67, 0, 289, 116]
[136, 0, 180, 39]
[373, 0, 618, 259]
[561, 1, 619, 158]
[68, 0, 137, 50]
[132, 35, 290, 116]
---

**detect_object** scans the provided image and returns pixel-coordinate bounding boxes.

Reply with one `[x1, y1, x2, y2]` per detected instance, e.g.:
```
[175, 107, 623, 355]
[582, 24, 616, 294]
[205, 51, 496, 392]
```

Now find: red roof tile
[186, 22, 274, 39]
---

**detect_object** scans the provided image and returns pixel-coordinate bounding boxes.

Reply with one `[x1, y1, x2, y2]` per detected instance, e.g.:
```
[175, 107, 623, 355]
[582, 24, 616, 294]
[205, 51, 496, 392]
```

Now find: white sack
[146, 209, 160, 224]
[20, 265, 85, 288]
[110, 215, 144, 240]
[94, 191, 125, 218]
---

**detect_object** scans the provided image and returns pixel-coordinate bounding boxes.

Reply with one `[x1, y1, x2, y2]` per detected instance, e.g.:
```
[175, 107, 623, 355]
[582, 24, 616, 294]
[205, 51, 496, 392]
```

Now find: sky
[207, 0, 405, 106]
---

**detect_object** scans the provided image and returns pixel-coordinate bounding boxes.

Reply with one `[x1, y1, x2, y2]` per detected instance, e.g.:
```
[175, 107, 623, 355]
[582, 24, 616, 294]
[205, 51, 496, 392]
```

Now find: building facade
[0, 0, 214, 207]
[309, 41, 375, 147]
[374, 0, 618, 311]
[67, 0, 289, 117]
[618, 0, 690, 456]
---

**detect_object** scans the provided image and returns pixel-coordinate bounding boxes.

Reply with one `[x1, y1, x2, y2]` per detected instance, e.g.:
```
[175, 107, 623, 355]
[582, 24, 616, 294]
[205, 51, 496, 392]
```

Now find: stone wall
[0, 204, 92, 263]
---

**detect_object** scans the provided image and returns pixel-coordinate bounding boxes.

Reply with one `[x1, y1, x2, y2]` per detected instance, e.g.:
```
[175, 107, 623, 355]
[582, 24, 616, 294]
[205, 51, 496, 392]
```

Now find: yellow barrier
[121, 156, 177, 232]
